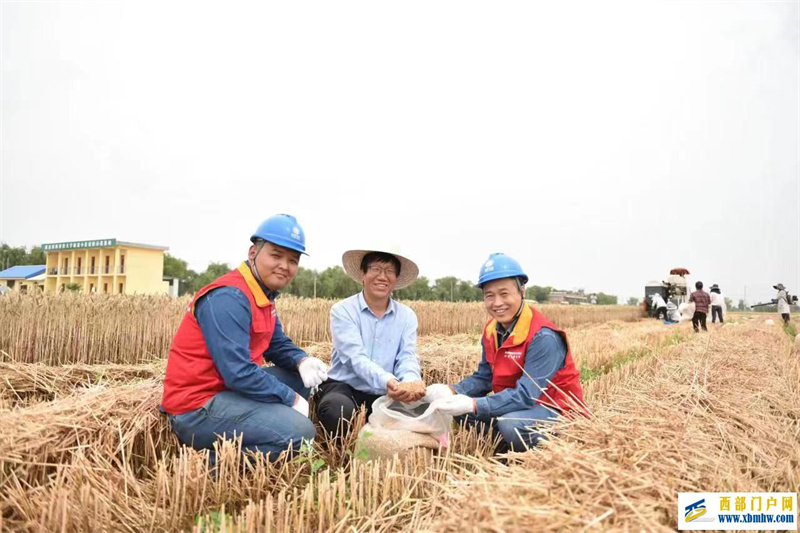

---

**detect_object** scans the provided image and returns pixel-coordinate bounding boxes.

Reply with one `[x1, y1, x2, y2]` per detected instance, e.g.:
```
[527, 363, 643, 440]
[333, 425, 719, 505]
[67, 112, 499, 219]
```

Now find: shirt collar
[358, 291, 395, 316]
[240, 261, 280, 304]
[495, 302, 525, 342]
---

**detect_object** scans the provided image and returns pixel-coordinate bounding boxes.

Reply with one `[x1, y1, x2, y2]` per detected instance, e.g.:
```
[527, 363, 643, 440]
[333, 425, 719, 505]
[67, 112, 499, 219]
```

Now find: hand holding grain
[387, 380, 426, 403]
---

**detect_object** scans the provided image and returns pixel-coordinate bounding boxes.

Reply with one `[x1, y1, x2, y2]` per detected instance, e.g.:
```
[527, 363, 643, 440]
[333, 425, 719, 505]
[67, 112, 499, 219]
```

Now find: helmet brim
[476, 273, 529, 289]
[251, 235, 308, 256]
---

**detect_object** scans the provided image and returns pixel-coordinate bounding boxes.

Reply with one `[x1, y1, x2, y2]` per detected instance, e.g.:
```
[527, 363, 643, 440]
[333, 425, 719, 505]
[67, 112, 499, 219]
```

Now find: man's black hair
[695, 281, 703, 290]
[480, 276, 526, 294]
[361, 252, 401, 276]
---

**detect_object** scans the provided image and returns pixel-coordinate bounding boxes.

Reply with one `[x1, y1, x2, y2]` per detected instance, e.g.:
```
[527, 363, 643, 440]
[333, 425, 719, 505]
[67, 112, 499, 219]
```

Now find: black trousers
[782, 313, 790, 324]
[314, 379, 381, 436]
[692, 311, 707, 332]
[711, 305, 724, 323]
[656, 307, 667, 320]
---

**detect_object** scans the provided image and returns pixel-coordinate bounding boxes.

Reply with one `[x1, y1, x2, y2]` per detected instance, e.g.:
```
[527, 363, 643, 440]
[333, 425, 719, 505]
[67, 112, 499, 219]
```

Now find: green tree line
[165, 254, 620, 303]
[0, 244, 46, 271]
[1, 244, 621, 303]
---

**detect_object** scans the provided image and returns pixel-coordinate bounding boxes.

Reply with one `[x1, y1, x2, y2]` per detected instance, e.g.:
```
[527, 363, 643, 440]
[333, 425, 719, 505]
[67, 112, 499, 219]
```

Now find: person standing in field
[774, 283, 792, 324]
[689, 281, 710, 332]
[314, 248, 424, 438]
[161, 214, 329, 464]
[709, 284, 724, 324]
[424, 253, 586, 453]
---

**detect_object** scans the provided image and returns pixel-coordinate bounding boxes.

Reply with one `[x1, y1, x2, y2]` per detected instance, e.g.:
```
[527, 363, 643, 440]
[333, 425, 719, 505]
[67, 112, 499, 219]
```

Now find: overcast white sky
[1, 1, 798, 304]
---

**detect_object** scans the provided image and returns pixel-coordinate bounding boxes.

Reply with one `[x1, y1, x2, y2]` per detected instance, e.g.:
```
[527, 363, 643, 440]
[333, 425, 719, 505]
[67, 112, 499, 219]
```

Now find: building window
[77, 257, 82, 275]
[119, 283, 124, 294]
[90, 257, 96, 274]
[103, 283, 108, 293]
[105, 256, 110, 274]
[120, 255, 125, 274]
[89, 283, 94, 293]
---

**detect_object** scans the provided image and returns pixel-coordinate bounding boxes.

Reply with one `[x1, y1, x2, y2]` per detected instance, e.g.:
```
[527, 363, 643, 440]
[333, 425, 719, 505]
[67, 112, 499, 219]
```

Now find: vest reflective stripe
[482, 304, 585, 413]
[161, 262, 277, 415]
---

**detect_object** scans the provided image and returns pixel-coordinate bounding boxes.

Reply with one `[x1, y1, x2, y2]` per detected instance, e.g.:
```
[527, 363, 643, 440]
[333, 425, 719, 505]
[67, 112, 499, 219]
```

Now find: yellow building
[42, 239, 169, 295]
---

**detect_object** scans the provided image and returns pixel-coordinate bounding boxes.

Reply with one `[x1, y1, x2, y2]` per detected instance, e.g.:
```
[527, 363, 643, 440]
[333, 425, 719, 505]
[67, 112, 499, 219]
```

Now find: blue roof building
[0, 265, 46, 280]
[0, 265, 46, 293]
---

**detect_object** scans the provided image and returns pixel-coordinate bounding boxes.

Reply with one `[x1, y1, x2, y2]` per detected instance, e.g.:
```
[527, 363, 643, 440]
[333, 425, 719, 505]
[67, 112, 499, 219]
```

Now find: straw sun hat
[342, 248, 419, 290]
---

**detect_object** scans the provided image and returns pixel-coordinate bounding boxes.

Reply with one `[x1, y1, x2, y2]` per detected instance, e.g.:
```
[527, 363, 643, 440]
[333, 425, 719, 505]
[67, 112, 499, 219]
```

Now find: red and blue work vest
[483, 304, 585, 413]
[161, 262, 277, 415]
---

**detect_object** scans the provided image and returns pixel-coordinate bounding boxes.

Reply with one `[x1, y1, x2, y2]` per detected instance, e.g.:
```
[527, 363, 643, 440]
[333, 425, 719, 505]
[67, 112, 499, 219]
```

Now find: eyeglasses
[367, 265, 397, 278]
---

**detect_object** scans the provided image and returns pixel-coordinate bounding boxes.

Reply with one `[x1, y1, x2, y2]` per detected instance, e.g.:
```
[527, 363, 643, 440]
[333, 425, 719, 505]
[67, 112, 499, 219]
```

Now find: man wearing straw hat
[774, 283, 792, 324]
[424, 253, 586, 453]
[709, 284, 724, 324]
[314, 247, 423, 437]
[161, 214, 329, 463]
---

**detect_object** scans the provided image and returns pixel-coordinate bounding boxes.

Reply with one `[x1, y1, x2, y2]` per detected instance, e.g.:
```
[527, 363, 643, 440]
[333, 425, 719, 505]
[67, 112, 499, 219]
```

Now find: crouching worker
[161, 214, 329, 464]
[651, 292, 668, 320]
[315, 248, 423, 438]
[426, 253, 586, 453]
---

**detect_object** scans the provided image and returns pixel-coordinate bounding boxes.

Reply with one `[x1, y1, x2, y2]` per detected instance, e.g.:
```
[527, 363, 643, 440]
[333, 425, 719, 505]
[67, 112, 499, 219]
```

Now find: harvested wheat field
[0, 301, 798, 532]
[0, 293, 642, 364]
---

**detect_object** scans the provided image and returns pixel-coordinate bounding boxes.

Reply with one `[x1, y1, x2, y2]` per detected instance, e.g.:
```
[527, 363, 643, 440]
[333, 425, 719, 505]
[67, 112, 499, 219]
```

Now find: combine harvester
[644, 267, 691, 321]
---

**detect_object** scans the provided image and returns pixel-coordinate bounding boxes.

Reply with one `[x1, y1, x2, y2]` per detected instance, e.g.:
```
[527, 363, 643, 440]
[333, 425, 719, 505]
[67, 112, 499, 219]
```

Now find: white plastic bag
[369, 396, 453, 437]
[355, 397, 452, 461]
[355, 423, 442, 461]
[678, 302, 695, 322]
[666, 302, 681, 322]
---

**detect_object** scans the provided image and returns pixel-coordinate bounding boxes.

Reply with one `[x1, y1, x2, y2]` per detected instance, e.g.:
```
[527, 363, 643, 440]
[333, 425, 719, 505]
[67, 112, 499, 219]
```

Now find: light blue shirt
[328, 292, 421, 395]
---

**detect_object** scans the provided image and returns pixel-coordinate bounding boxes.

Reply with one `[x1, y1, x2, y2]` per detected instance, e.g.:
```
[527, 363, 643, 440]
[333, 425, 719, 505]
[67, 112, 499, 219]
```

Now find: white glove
[292, 394, 309, 418]
[423, 383, 455, 403]
[298, 357, 328, 388]
[431, 394, 475, 417]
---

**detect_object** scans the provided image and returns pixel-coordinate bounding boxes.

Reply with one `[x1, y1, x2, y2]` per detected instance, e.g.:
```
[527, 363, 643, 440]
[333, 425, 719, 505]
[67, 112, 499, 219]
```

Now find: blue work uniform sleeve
[330, 303, 396, 392]
[452, 343, 494, 398]
[475, 328, 567, 417]
[195, 287, 296, 406]
[392, 311, 422, 382]
[263, 315, 307, 370]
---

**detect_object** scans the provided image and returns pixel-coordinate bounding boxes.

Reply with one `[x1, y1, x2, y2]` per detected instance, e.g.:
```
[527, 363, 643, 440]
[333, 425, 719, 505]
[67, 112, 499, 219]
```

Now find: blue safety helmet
[477, 253, 528, 288]
[251, 214, 307, 255]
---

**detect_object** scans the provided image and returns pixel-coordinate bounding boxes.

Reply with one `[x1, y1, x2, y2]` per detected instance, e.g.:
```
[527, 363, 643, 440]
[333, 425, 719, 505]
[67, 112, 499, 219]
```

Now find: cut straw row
[424, 322, 800, 532]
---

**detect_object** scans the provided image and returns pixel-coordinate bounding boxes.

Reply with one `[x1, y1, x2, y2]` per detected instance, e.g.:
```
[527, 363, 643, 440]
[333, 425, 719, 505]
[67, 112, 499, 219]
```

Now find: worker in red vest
[426, 253, 586, 452]
[161, 214, 328, 463]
